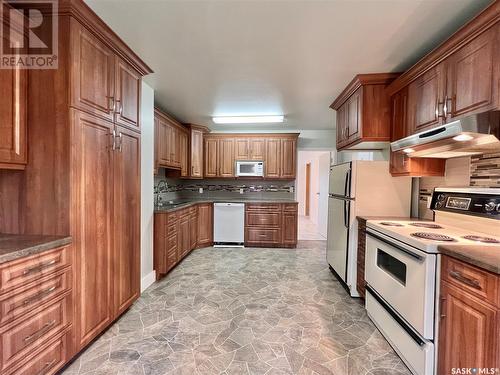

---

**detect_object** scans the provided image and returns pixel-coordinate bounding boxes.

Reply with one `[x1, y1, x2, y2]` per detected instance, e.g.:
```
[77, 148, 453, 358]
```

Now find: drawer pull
[23, 286, 58, 306]
[23, 320, 56, 344]
[35, 358, 57, 375]
[449, 271, 481, 290]
[23, 260, 57, 275]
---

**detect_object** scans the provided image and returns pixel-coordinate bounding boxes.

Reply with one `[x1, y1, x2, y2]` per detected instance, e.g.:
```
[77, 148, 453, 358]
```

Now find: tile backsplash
[154, 176, 295, 205]
[470, 152, 500, 187]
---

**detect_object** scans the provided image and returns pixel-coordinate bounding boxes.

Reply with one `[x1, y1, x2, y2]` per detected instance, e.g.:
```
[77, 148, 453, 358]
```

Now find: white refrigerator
[326, 160, 412, 297]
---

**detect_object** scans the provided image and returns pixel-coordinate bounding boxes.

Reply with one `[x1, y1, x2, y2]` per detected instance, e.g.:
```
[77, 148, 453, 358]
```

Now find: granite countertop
[438, 244, 500, 275]
[0, 234, 72, 264]
[154, 198, 298, 213]
[356, 216, 422, 222]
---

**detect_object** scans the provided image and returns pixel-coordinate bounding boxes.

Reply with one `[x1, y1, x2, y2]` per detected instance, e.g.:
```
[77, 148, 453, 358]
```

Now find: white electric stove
[364, 187, 500, 375]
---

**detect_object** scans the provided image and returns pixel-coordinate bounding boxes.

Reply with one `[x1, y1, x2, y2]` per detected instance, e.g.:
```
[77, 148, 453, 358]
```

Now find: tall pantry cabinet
[0, 0, 152, 357]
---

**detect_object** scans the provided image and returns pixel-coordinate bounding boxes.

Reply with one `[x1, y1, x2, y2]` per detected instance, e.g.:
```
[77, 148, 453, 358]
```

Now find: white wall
[140, 82, 155, 292]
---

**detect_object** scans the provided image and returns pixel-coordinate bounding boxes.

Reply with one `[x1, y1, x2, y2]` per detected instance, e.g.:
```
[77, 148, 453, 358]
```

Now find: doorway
[296, 151, 331, 241]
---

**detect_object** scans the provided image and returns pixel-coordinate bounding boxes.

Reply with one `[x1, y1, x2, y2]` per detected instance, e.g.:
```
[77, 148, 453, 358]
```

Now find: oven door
[365, 229, 436, 339]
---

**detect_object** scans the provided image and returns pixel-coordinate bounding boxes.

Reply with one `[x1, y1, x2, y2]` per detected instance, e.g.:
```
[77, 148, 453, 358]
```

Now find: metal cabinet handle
[115, 100, 122, 115]
[436, 99, 445, 119]
[118, 132, 123, 152]
[439, 297, 446, 319]
[106, 96, 115, 112]
[444, 96, 453, 117]
[23, 320, 56, 344]
[111, 129, 117, 151]
[449, 270, 481, 290]
[23, 260, 57, 275]
[35, 359, 57, 375]
[23, 286, 57, 306]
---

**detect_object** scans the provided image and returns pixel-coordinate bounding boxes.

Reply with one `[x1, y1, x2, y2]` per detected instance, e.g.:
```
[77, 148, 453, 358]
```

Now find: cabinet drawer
[246, 228, 281, 244]
[282, 204, 297, 212]
[246, 203, 281, 212]
[0, 296, 70, 371]
[246, 212, 281, 227]
[0, 270, 71, 327]
[442, 255, 499, 307]
[6, 332, 68, 375]
[0, 246, 71, 294]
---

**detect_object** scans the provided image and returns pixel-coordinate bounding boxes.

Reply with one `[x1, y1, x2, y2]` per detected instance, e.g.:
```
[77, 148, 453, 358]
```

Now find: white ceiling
[85, 0, 491, 131]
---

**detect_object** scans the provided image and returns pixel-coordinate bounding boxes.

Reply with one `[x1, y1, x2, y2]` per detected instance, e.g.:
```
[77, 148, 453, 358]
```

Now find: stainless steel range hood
[391, 112, 500, 158]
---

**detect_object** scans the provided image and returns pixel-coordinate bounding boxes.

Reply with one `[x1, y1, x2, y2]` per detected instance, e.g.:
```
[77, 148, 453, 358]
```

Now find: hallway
[62, 242, 410, 375]
[298, 215, 326, 241]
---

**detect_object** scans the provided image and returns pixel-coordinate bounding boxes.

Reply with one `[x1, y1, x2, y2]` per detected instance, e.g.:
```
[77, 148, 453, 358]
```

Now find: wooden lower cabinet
[244, 203, 298, 248]
[356, 217, 367, 299]
[154, 203, 213, 279]
[438, 255, 499, 374]
[0, 245, 73, 375]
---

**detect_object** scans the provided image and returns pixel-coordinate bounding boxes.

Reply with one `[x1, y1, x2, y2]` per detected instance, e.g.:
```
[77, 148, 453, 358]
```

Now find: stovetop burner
[462, 235, 500, 244]
[411, 232, 457, 242]
[409, 222, 443, 229]
[379, 222, 405, 227]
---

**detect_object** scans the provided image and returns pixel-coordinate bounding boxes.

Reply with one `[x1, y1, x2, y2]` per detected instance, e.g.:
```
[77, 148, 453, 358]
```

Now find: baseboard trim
[141, 270, 156, 293]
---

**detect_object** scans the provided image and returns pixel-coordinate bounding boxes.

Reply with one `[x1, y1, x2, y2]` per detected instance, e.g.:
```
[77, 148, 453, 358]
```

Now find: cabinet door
[407, 63, 446, 133]
[114, 58, 141, 131]
[178, 216, 190, 259]
[158, 119, 170, 166]
[235, 138, 249, 160]
[249, 139, 265, 160]
[197, 204, 213, 246]
[391, 89, 408, 142]
[70, 20, 115, 122]
[72, 111, 113, 349]
[438, 282, 498, 374]
[154, 118, 159, 174]
[180, 131, 188, 177]
[282, 212, 298, 246]
[218, 138, 235, 177]
[336, 104, 348, 148]
[347, 89, 361, 141]
[265, 139, 281, 178]
[189, 212, 198, 250]
[447, 27, 497, 119]
[190, 130, 203, 178]
[204, 138, 218, 177]
[280, 139, 296, 179]
[113, 126, 140, 317]
[0, 67, 27, 169]
[389, 151, 410, 175]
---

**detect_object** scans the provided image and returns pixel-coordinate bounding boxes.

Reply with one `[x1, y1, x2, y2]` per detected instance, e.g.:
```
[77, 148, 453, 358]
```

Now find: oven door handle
[366, 229, 424, 262]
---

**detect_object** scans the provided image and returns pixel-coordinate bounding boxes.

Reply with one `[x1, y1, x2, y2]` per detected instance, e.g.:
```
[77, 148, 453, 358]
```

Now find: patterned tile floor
[61, 241, 411, 375]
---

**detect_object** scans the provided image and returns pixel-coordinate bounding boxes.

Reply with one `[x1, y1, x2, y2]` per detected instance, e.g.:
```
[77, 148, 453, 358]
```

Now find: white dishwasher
[213, 202, 245, 247]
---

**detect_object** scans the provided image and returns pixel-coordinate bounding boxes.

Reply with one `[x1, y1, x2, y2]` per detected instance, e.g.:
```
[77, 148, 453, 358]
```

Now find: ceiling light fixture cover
[212, 115, 284, 124]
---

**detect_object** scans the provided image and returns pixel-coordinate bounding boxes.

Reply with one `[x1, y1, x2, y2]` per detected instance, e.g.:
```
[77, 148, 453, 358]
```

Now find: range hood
[391, 112, 500, 158]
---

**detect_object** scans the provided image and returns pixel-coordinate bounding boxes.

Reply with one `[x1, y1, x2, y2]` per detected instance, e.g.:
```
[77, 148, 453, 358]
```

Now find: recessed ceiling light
[212, 115, 284, 124]
[453, 134, 474, 142]
[403, 148, 415, 154]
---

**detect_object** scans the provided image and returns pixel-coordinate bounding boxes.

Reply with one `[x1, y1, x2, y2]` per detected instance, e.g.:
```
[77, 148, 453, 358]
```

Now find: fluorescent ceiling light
[212, 115, 284, 124]
[453, 134, 474, 142]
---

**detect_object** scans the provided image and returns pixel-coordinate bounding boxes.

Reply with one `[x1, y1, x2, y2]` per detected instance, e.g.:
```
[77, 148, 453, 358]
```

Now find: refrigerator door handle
[344, 170, 349, 197]
[343, 200, 348, 228]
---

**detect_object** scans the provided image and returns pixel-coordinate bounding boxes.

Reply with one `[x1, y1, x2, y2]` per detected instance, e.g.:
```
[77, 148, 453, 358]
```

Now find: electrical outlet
[199, 187, 203, 194]
[240, 188, 244, 194]
[289, 186, 294, 193]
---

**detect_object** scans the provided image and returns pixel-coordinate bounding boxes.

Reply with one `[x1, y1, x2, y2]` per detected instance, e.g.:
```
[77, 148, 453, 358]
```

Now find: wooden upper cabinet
[249, 139, 265, 160]
[180, 131, 189, 177]
[114, 58, 141, 131]
[388, 6, 499, 140]
[0, 67, 27, 170]
[112, 126, 141, 316]
[447, 27, 498, 119]
[265, 139, 281, 178]
[281, 138, 297, 179]
[235, 138, 249, 160]
[218, 138, 235, 177]
[204, 138, 218, 177]
[407, 63, 446, 134]
[330, 74, 398, 150]
[189, 128, 204, 178]
[70, 20, 115, 122]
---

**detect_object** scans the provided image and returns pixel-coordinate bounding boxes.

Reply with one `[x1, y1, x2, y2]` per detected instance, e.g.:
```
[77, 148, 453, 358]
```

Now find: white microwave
[236, 161, 264, 177]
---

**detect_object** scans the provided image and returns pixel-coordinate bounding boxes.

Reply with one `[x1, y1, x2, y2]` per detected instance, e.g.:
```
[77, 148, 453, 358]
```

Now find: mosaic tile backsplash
[154, 177, 295, 205]
[470, 152, 500, 187]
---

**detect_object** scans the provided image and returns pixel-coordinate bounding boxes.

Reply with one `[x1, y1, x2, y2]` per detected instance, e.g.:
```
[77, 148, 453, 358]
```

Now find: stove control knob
[485, 202, 496, 212]
[496, 204, 500, 212]
[437, 194, 446, 201]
